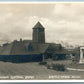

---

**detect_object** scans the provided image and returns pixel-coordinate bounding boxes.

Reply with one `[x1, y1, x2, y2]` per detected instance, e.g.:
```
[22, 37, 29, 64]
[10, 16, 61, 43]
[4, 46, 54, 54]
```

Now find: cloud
[53, 4, 84, 21]
[47, 3, 84, 45]
[0, 3, 84, 46]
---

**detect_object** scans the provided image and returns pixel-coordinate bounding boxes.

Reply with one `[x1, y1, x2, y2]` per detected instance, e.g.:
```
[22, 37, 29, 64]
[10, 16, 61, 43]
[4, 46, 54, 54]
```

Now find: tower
[32, 22, 45, 43]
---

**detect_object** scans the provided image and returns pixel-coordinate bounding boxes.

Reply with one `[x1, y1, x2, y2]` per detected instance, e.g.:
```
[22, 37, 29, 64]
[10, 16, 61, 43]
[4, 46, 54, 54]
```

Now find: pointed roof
[33, 21, 45, 29]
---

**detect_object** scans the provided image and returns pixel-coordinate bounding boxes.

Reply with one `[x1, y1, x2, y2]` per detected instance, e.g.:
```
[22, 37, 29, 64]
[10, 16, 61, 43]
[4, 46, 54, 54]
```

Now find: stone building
[71, 46, 84, 63]
[33, 21, 45, 43]
[0, 22, 67, 62]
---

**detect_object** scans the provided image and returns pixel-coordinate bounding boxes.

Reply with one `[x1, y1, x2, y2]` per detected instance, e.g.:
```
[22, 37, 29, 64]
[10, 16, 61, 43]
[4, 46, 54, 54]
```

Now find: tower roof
[33, 21, 45, 29]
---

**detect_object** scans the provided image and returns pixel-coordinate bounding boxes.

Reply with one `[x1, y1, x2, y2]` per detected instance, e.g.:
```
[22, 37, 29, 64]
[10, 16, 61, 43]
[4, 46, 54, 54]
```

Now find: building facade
[0, 22, 67, 62]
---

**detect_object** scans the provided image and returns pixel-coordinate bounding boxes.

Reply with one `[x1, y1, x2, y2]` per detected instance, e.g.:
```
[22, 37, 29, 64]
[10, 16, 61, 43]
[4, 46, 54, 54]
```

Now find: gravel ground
[0, 60, 83, 80]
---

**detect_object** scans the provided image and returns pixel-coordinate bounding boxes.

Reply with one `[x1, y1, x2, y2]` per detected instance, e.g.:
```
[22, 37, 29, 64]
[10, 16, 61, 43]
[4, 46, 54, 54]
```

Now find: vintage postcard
[0, 2, 83, 80]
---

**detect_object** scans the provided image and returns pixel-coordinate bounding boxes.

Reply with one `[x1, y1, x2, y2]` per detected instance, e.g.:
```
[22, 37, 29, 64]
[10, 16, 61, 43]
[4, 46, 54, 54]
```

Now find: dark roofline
[33, 21, 45, 29]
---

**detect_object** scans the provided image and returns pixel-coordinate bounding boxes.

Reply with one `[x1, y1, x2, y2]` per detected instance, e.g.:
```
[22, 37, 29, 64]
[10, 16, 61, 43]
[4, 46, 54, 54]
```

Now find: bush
[52, 64, 65, 71]
[52, 54, 66, 60]
[46, 64, 52, 69]
[39, 61, 47, 65]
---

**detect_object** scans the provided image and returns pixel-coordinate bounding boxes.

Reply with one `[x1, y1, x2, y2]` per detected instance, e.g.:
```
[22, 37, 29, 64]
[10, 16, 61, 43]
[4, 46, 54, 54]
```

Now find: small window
[39, 28, 44, 32]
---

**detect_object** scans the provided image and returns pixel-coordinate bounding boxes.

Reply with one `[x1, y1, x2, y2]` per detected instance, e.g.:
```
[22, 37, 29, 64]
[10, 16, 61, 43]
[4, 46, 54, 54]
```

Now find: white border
[2, 80, 84, 82]
[0, 2, 84, 4]
[0, 1, 83, 82]
[3, 80, 84, 82]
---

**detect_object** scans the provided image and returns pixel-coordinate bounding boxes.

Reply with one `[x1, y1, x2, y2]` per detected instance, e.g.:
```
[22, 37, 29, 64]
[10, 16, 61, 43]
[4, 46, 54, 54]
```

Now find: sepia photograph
[0, 2, 83, 80]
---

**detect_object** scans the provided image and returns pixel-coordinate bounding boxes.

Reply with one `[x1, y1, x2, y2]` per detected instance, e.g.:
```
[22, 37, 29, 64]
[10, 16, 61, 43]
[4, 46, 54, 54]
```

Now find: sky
[0, 3, 84, 47]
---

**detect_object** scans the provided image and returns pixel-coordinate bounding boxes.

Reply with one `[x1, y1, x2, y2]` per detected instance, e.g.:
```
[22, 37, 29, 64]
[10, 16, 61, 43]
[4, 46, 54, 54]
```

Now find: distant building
[0, 22, 68, 62]
[71, 46, 84, 63]
[69, 47, 80, 62]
